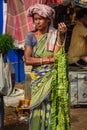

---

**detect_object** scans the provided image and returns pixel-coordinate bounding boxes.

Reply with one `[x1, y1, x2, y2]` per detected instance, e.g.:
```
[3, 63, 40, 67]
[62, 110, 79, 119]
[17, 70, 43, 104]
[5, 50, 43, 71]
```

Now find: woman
[24, 4, 67, 130]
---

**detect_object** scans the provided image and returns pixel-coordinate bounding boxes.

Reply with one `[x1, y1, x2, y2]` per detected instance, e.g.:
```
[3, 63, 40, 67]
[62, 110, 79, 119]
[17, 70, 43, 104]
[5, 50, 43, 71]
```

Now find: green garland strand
[51, 47, 70, 130]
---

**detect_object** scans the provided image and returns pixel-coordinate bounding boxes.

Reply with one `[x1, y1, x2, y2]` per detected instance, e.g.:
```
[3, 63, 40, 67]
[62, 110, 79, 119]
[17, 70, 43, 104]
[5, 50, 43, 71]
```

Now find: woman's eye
[39, 18, 43, 20]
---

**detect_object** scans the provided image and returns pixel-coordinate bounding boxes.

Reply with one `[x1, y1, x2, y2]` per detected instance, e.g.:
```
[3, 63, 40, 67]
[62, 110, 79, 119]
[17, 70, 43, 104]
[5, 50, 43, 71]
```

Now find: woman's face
[33, 14, 50, 31]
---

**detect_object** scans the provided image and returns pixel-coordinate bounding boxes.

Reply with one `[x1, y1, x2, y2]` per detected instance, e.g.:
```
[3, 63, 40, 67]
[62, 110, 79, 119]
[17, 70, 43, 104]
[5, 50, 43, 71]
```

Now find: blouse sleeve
[25, 32, 37, 47]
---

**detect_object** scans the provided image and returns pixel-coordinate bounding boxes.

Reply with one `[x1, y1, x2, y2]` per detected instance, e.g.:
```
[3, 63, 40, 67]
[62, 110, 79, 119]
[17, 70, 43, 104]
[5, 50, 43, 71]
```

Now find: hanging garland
[51, 47, 70, 130]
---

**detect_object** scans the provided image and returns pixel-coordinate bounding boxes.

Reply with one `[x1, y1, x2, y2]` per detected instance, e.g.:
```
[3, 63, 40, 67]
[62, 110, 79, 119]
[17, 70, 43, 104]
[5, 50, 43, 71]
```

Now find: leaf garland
[51, 47, 70, 130]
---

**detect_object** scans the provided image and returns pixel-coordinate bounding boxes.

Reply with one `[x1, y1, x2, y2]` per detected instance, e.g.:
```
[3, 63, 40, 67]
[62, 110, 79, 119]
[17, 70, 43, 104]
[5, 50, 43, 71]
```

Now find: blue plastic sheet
[0, 0, 3, 34]
[4, 50, 25, 83]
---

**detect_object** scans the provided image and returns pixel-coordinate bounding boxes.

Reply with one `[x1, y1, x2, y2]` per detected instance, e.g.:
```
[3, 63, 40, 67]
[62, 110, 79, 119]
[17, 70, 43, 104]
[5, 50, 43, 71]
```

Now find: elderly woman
[24, 4, 67, 130]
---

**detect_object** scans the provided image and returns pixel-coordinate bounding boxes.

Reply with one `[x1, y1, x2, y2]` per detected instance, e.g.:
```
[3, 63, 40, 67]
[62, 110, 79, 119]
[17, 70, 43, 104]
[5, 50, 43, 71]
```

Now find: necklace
[35, 31, 44, 40]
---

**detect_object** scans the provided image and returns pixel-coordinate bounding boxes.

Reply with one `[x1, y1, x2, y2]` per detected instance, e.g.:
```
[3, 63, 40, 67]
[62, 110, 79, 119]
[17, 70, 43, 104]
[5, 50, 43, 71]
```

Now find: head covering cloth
[27, 4, 55, 20]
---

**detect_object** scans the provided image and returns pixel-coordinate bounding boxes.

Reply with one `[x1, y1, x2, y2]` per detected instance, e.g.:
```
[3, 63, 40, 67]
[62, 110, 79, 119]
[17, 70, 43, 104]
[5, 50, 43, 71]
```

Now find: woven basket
[16, 99, 30, 117]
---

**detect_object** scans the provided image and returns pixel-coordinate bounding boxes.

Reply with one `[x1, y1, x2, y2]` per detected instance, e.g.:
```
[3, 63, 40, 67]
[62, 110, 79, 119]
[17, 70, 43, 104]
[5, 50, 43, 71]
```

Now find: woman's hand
[57, 22, 67, 46]
[58, 22, 67, 35]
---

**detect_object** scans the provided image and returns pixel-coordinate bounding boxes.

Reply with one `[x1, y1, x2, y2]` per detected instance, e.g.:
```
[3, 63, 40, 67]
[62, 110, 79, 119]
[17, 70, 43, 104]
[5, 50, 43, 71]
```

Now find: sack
[0, 53, 15, 96]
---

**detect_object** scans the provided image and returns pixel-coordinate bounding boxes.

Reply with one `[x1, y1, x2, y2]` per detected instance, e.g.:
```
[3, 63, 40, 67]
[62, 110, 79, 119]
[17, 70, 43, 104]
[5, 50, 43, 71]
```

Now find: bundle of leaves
[0, 34, 15, 54]
[51, 47, 70, 130]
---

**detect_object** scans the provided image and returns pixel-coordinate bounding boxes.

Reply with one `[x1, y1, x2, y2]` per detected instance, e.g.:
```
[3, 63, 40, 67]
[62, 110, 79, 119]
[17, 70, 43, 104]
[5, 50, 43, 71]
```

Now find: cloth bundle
[45, 0, 70, 5]
[0, 54, 15, 96]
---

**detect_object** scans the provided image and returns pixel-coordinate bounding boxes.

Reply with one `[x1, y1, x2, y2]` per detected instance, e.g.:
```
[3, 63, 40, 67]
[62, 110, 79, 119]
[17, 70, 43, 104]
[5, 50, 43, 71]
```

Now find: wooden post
[24, 73, 31, 100]
[0, 54, 1, 57]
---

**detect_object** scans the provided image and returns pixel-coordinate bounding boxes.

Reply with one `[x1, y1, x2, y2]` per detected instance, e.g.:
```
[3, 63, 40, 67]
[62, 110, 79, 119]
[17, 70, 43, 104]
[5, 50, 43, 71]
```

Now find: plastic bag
[0, 53, 15, 96]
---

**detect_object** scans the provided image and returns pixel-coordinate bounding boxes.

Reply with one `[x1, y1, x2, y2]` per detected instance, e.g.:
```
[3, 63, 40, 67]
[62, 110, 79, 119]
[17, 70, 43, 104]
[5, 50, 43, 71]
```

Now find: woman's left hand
[58, 22, 67, 35]
[57, 22, 67, 46]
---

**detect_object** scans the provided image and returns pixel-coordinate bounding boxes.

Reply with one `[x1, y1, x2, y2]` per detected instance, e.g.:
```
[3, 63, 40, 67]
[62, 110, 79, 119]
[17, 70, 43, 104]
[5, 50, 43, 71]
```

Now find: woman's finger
[58, 22, 67, 33]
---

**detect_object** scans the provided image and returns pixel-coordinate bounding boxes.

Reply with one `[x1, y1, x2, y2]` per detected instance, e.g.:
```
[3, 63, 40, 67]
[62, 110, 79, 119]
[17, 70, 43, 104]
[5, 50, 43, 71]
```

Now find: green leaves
[51, 47, 70, 130]
[0, 34, 15, 54]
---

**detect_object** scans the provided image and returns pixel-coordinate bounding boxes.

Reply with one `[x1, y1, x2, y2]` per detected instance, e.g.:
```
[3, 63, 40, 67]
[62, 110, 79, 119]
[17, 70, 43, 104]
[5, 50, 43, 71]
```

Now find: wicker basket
[16, 99, 30, 117]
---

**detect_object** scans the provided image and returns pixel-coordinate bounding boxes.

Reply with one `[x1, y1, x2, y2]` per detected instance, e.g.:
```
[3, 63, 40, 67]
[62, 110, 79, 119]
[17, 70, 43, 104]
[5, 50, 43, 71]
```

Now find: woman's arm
[24, 45, 53, 66]
[49, 22, 67, 62]
[53, 22, 67, 53]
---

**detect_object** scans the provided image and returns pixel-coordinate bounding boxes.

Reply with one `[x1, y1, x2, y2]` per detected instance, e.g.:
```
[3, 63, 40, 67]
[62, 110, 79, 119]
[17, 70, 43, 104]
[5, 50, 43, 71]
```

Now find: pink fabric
[5, 0, 41, 48]
[45, 0, 70, 5]
[45, 0, 63, 4]
[46, 27, 58, 51]
[27, 4, 55, 20]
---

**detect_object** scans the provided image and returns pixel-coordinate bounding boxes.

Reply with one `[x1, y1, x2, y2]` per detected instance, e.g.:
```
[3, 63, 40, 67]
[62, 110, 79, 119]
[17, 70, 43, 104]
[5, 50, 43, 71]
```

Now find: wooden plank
[24, 73, 31, 100]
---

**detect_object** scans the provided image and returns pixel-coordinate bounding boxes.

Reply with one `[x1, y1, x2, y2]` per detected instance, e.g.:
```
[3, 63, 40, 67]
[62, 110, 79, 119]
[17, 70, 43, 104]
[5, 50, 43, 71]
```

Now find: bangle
[40, 58, 43, 65]
[57, 43, 62, 47]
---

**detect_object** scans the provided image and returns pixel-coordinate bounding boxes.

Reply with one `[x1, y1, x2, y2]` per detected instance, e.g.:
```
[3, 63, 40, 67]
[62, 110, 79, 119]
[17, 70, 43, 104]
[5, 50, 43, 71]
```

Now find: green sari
[29, 34, 54, 130]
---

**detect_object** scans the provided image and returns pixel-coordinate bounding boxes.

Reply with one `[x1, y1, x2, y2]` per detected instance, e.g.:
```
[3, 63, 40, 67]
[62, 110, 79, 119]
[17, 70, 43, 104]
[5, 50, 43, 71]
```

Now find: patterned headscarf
[27, 4, 55, 20]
